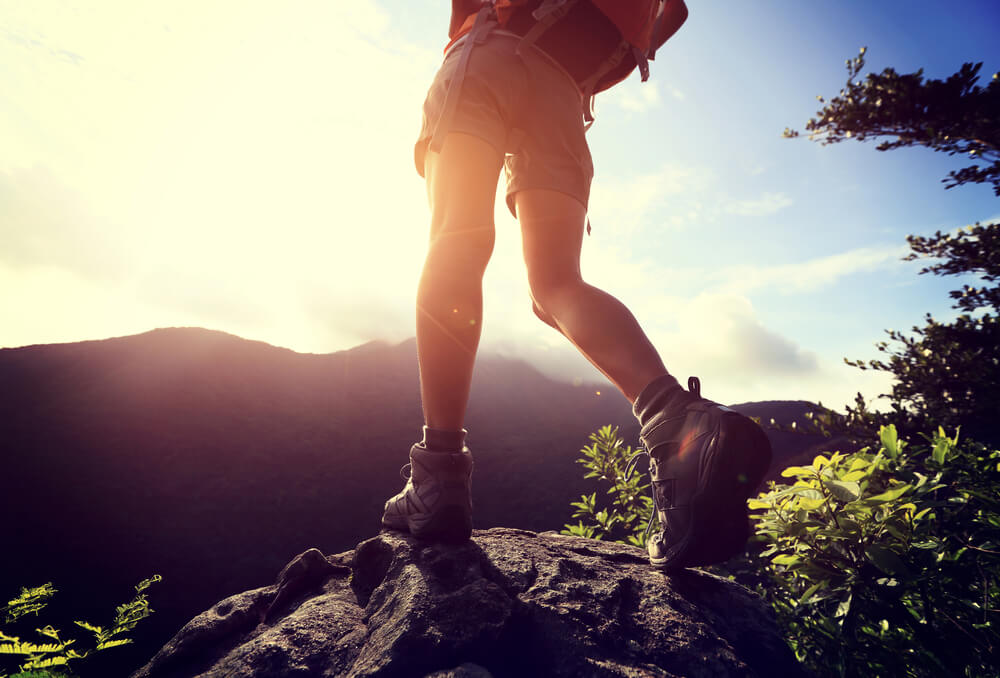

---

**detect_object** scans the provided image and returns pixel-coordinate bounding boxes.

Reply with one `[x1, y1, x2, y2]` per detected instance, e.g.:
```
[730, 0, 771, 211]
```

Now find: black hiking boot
[381, 443, 474, 543]
[630, 376, 771, 571]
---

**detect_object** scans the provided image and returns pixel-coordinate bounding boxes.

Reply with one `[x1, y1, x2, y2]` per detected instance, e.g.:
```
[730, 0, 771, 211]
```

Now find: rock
[132, 528, 804, 678]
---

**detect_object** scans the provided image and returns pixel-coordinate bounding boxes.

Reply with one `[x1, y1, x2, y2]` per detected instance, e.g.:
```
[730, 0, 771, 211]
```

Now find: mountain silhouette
[0, 328, 837, 676]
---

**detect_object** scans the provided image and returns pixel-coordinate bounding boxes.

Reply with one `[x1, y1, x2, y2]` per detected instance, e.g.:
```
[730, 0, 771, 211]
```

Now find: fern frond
[0, 640, 66, 655]
[72, 621, 102, 638]
[33, 628, 59, 644]
[21, 654, 70, 669]
[2, 585, 56, 624]
[134, 576, 162, 594]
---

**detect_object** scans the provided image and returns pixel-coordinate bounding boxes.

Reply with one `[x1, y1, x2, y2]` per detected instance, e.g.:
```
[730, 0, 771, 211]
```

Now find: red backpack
[449, 0, 688, 121]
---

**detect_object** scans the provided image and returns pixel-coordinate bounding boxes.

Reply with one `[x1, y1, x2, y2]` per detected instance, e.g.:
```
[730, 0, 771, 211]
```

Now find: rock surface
[132, 528, 804, 678]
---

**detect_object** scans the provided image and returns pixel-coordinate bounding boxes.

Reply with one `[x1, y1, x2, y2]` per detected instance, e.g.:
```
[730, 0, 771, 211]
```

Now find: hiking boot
[381, 443, 474, 543]
[630, 376, 771, 571]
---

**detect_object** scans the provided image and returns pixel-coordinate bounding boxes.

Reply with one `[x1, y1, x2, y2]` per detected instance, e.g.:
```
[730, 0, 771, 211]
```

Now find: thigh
[503, 48, 594, 217]
[414, 34, 526, 180]
[516, 188, 587, 288]
[425, 132, 504, 252]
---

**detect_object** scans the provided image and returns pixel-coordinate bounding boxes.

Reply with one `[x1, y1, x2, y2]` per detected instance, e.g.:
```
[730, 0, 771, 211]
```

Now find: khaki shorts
[414, 31, 594, 216]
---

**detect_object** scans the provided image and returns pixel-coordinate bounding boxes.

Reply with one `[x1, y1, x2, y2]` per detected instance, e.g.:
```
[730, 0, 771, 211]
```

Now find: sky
[2, 0, 998, 410]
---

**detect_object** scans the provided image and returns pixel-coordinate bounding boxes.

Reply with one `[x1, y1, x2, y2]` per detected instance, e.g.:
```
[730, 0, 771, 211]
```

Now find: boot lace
[626, 376, 704, 540]
[624, 448, 658, 539]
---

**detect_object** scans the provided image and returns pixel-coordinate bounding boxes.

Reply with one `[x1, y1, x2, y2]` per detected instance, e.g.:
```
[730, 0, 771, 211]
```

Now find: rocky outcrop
[132, 528, 804, 678]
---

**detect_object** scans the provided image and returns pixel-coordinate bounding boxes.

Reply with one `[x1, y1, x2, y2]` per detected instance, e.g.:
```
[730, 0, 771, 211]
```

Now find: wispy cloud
[712, 245, 909, 295]
[724, 191, 793, 217]
[617, 81, 662, 113]
[588, 163, 714, 235]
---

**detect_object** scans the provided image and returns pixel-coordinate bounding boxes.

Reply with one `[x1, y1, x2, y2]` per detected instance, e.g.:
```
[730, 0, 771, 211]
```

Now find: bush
[566, 423, 1000, 677]
[561, 425, 653, 547]
[751, 424, 999, 677]
[0, 576, 161, 678]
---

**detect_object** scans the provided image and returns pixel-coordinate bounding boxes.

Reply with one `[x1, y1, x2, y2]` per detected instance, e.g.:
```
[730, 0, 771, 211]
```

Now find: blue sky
[1, 1, 998, 409]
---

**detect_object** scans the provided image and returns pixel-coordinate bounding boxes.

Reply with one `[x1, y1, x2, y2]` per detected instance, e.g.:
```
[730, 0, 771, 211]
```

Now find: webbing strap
[429, 6, 497, 154]
[633, 46, 651, 82]
[648, 0, 668, 60]
[579, 39, 630, 126]
[515, 0, 580, 56]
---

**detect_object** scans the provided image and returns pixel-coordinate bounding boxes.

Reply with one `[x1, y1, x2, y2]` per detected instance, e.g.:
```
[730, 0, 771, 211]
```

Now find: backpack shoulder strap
[514, 0, 580, 54]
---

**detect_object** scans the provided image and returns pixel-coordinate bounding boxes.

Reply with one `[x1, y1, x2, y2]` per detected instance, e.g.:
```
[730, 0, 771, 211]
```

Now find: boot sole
[382, 504, 473, 544]
[652, 413, 771, 570]
[408, 504, 473, 543]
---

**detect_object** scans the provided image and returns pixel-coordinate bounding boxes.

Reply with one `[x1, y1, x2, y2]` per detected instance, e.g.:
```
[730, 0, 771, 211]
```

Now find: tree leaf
[867, 483, 913, 504]
[823, 479, 861, 502]
[932, 438, 949, 464]
[772, 553, 801, 566]
[880, 425, 900, 459]
[781, 465, 813, 478]
[865, 545, 910, 576]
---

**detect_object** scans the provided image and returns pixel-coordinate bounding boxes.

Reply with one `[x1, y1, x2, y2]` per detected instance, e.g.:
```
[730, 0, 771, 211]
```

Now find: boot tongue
[633, 374, 682, 427]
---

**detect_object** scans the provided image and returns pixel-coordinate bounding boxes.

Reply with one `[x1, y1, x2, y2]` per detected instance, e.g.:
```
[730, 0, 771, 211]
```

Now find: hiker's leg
[418, 132, 504, 430]
[516, 188, 671, 404]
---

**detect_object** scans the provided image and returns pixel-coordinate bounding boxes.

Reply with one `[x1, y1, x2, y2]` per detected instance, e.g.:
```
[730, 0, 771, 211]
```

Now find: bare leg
[516, 188, 670, 403]
[418, 133, 504, 430]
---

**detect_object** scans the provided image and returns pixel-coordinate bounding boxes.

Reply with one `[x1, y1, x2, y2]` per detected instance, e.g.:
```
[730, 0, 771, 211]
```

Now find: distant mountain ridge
[0, 328, 837, 676]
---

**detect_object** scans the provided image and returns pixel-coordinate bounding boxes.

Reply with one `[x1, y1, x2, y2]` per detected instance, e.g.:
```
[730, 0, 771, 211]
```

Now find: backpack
[449, 0, 688, 123]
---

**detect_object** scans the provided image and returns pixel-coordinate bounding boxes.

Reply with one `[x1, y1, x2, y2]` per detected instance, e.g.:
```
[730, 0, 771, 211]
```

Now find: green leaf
[780, 465, 813, 478]
[880, 424, 900, 459]
[73, 621, 102, 636]
[932, 437, 949, 464]
[847, 457, 870, 473]
[772, 553, 802, 566]
[835, 594, 852, 619]
[864, 545, 910, 576]
[796, 580, 828, 606]
[796, 496, 827, 511]
[823, 479, 860, 502]
[867, 483, 913, 504]
[842, 469, 868, 482]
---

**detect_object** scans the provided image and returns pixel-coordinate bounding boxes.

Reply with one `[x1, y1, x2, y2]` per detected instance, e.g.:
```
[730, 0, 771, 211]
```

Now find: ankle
[421, 426, 467, 453]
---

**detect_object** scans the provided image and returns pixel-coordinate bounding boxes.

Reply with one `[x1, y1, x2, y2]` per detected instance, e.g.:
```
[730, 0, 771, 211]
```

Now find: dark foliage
[785, 48, 1000, 195]
[844, 222, 1000, 447]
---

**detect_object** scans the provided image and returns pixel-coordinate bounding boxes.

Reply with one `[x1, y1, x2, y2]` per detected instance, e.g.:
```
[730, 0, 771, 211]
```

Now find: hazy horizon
[3, 1, 998, 410]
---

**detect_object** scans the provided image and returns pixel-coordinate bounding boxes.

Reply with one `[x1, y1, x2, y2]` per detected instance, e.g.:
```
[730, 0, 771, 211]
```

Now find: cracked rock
[131, 528, 804, 678]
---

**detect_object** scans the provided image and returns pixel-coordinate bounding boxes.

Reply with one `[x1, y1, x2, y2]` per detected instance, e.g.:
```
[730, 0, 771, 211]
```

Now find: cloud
[724, 191, 793, 217]
[588, 164, 714, 235]
[659, 292, 819, 379]
[0, 167, 131, 279]
[1, 0, 440, 351]
[617, 81, 662, 113]
[712, 244, 908, 295]
[475, 287, 832, 406]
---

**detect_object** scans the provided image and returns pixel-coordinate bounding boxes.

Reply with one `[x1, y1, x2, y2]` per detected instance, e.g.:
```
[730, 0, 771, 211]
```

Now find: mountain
[0, 328, 836, 676]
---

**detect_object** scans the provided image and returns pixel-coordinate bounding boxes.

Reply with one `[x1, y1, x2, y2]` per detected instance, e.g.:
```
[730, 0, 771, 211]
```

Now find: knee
[531, 298, 560, 330]
[425, 219, 495, 277]
[527, 271, 583, 317]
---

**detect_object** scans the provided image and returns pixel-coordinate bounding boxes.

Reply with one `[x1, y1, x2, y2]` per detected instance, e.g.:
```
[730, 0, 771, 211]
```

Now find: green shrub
[566, 423, 1000, 677]
[562, 425, 652, 547]
[0, 576, 161, 678]
[752, 424, 999, 677]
